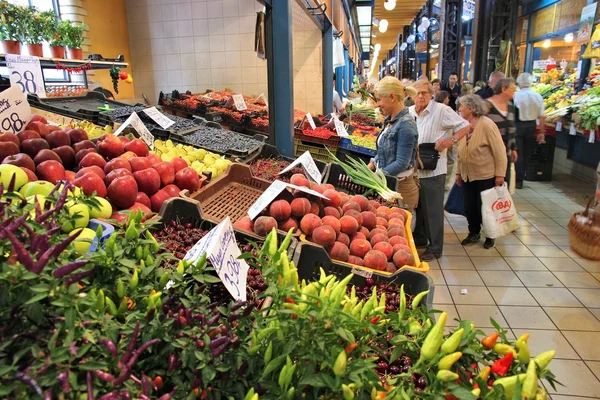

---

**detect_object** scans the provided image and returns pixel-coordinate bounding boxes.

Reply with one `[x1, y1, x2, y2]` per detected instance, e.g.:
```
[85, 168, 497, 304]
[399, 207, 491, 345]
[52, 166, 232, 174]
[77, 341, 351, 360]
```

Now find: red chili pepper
[482, 332, 499, 349]
[491, 352, 513, 376]
[284, 298, 295, 304]
[370, 316, 381, 324]
[344, 343, 358, 354]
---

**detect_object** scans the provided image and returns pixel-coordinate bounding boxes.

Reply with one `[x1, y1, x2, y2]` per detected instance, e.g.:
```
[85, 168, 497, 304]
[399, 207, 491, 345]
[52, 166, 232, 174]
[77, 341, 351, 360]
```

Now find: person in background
[474, 80, 486, 93]
[409, 80, 470, 261]
[93, 87, 115, 100]
[434, 90, 450, 105]
[442, 72, 461, 111]
[477, 71, 505, 99]
[514, 72, 546, 189]
[487, 77, 518, 185]
[431, 79, 441, 95]
[461, 83, 473, 97]
[455, 94, 508, 249]
[333, 73, 346, 114]
[368, 76, 420, 213]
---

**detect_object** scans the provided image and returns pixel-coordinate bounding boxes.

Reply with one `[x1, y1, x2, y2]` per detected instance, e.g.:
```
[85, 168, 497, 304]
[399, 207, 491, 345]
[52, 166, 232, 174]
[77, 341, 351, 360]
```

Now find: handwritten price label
[555, 121, 562, 132]
[278, 151, 322, 183]
[5, 54, 46, 98]
[114, 112, 155, 150]
[0, 86, 32, 133]
[569, 123, 576, 136]
[143, 107, 175, 129]
[333, 115, 349, 137]
[183, 217, 249, 301]
[232, 94, 247, 111]
[305, 113, 316, 130]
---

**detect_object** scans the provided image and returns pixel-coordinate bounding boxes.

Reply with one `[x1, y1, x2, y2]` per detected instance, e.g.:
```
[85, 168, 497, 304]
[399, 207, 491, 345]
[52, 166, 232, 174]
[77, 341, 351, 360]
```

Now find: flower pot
[25, 43, 43, 57]
[49, 45, 65, 59]
[2, 40, 21, 55]
[67, 47, 83, 60]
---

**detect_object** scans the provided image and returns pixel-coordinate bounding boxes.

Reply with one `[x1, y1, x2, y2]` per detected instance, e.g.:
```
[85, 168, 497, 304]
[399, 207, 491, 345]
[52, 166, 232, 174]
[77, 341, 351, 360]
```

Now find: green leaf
[25, 292, 48, 304]
[262, 355, 286, 378]
[390, 346, 403, 364]
[201, 365, 216, 384]
[0, 365, 14, 376]
[450, 386, 477, 400]
[119, 259, 137, 268]
[0, 384, 15, 396]
[79, 361, 108, 370]
[77, 343, 92, 359]
[65, 307, 75, 329]
[25, 302, 43, 324]
[298, 375, 328, 388]
[29, 283, 50, 293]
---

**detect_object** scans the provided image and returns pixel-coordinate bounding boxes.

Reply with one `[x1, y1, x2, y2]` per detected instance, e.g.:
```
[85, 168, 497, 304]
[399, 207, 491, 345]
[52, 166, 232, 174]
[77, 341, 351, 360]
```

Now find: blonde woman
[368, 76, 420, 211]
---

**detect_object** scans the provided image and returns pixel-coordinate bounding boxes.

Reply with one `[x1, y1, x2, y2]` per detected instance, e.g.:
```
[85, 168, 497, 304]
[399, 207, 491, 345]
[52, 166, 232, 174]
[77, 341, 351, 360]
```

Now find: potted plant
[63, 20, 87, 60]
[0, 1, 28, 55]
[22, 8, 55, 57]
[49, 19, 69, 58]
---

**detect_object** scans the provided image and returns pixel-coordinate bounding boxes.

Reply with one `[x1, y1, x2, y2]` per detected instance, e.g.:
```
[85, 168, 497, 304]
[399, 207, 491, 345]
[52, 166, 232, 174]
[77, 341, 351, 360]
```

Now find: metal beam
[440, 0, 462, 83]
[323, 21, 334, 115]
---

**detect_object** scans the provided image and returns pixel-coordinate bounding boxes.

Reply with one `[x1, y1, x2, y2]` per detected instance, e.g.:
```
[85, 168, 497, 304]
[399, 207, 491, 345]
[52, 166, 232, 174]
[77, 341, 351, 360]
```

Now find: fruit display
[66, 120, 114, 140]
[178, 126, 264, 154]
[301, 126, 337, 139]
[248, 157, 306, 182]
[151, 139, 232, 179]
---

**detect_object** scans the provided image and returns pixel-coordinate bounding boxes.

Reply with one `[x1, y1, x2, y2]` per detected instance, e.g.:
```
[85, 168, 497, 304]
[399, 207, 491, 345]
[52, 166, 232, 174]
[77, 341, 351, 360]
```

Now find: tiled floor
[433, 173, 600, 398]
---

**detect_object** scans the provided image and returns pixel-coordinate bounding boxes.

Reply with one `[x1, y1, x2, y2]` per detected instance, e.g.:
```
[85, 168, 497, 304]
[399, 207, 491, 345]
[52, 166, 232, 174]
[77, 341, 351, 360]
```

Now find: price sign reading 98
[0, 86, 32, 134]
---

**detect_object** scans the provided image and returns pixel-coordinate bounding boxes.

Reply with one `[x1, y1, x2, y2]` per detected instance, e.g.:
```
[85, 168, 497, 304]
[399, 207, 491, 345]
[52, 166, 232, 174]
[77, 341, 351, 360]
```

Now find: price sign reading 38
[5, 54, 46, 98]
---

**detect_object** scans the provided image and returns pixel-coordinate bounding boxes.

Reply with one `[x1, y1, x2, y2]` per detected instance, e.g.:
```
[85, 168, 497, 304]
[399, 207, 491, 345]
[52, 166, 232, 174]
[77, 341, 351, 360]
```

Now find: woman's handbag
[416, 143, 440, 170]
[444, 183, 466, 216]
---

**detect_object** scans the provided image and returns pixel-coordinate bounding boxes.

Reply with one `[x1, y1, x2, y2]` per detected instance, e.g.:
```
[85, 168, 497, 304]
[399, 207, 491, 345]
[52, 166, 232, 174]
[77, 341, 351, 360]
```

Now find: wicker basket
[568, 198, 600, 261]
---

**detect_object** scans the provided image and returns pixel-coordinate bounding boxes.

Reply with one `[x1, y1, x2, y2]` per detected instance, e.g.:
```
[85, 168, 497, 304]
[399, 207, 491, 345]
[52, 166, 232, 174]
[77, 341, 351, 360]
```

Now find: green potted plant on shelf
[63, 20, 87, 60]
[22, 8, 56, 57]
[49, 19, 69, 58]
[0, 1, 28, 55]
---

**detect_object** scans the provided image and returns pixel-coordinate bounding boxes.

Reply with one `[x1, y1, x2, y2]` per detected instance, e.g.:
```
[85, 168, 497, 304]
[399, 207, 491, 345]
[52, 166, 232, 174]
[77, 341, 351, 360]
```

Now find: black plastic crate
[292, 242, 433, 308]
[325, 162, 397, 195]
[241, 144, 329, 175]
[525, 136, 555, 181]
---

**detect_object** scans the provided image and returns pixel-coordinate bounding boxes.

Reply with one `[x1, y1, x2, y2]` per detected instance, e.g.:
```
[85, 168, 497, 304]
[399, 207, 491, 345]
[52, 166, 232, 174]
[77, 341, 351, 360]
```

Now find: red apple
[128, 202, 152, 216]
[76, 166, 105, 180]
[105, 168, 133, 186]
[45, 124, 62, 133]
[120, 151, 137, 160]
[107, 175, 138, 209]
[119, 136, 130, 144]
[152, 162, 175, 186]
[52, 146, 76, 169]
[26, 121, 49, 138]
[0, 132, 20, 147]
[98, 136, 124, 159]
[133, 168, 161, 196]
[110, 211, 128, 224]
[46, 130, 70, 148]
[150, 189, 171, 213]
[21, 167, 37, 182]
[171, 157, 188, 173]
[65, 170, 76, 183]
[175, 167, 200, 192]
[129, 157, 151, 172]
[104, 158, 131, 175]
[146, 153, 161, 165]
[123, 138, 149, 157]
[162, 183, 181, 198]
[21, 138, 49, 158]
[3, 153, 35, 171]
[74, 172, 107, 197]
[30, 115, 48, 124]
[135, 192, 152, 209]
[36, 160, 65, 183]
[73, 140, 96, 153]
[66, 128, 89, 144]
[75, 148, 98, 165]
[0, 142, 21, 162]
[17, 130, 40, 143]
[79, 152, 107, 169]
[34, 149, 62, 166]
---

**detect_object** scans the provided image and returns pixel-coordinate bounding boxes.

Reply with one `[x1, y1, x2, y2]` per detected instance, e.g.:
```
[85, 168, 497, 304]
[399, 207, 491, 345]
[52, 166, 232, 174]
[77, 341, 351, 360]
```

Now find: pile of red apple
[234, 174, 416, 273]
[0, 115, 205, 219]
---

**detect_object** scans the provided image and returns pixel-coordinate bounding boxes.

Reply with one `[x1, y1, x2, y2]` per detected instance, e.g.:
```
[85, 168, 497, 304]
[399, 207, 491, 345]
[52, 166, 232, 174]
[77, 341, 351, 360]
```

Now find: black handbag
[416, 143, 440, 170]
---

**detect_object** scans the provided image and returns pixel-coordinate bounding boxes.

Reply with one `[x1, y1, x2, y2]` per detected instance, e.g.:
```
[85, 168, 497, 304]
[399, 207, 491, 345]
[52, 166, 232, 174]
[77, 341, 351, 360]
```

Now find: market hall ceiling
[373, 0, 427, 55]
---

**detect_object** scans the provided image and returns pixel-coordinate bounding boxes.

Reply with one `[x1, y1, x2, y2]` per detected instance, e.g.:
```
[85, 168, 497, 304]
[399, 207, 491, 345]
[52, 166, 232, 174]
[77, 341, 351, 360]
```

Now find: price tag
[0, 86, 32, 133]
[248, 180, 329, 220]
[278, 151, 322, 183]
[143, 107, 175, 129]
[5, 54, 46, 98]
[305, 113, 316, 130]
[556, 121, 562, 132]
[351, 267, 373, 278]
[254, 93, 268, 107]
[589, 130, 596, 144]
[232, 94, 247, 111]
[333, 115, 349, 137]
[569, 123, 577, 136]
[183, 217, 249, 301]
[114, 112, 155, 150]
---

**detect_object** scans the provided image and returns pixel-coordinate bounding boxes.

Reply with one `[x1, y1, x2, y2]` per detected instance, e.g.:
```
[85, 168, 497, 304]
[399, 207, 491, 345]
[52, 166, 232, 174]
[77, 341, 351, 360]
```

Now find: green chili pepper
[436, 370, 459, 381]
[342, 384, 355, 400]
[96, 289, 105, 312]
[159, 271, 170, 288]
[493, 374, 526, 397]
[278, 365, 289, 389]
[534, 350, 556, 371]
[409, 320, 422, 335]
[105, 296, 118, 316]
[333, 349, 347, 376]
[135, 245, 143, 260]
[116, 279, 125, 299]
[522, 360, 538, 398]
[117, 296, 128, 315]
[437, 352, 462, 370]
[493, 343, 517, 357]
[195, 253, 207, 270]
[285, 387, 295, 400]
[411, 290, 430, 309]
[264, 341, 273, 365]
[145, 254, 154, 267]
[360, 288, 378, 319]
[419, 311, 447, 361]
[176, 260, 185, 275]
[129, 270, 139, 291]
[351, 300, 364, 318]
[248, 345, 261, 355]
[441, 328, 464, 354]
[399, 284, 406, 319]
[257, 327, 278, 340]
[125, 221, 139, 241]
[331, 274, 354, 304]
[518, 340, 531, 365]
[142, 244, 150, 260]
[278, 228, 294, 253]
[378, 292, 386, 309]
[283, 364, 296, 388]
[244, 388, 256, 400]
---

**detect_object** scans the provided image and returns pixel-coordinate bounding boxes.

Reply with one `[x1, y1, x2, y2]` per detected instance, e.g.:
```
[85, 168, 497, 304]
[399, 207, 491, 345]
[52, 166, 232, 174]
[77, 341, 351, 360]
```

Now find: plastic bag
[444, 183, 466, 216]
[509, 163, 516, 194]
[333, 39, 345, 69]
[481, 183, 520, 239]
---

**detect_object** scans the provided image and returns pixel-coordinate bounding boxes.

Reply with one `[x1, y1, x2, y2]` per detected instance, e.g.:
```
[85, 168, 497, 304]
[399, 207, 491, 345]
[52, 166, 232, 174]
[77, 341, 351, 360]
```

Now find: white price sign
[184, 217, 250, 301]
[556, 121, 562, 132]
[305, 113, 316, 130]
[114, 112, 155, 150]
[232, 94, 247, 111]
[333, 115, 349, 137]
[0, 86, 32, 133]
[589, 130, 596, 143]
[254, 93, 268, 107]
[278, 151, 322, 184]
[143, 107, 175, 129]
[569, 123, 577, 136]
[248, 180, 329, 220]
[5, 54, 46, 98]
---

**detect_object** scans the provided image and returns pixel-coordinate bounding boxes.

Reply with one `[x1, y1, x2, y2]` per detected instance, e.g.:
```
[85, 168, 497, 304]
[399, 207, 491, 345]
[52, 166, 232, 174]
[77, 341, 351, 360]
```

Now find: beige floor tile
[442, 270, 484, 286]
[574, 259, 600, 273]
[590, 309, 600, 320]
[443, 234, 462, 245]
[495, 244, 536, 257]
[442, 245, 468, 256]
[471, 257, 511, 271]
[553, 272, 600, 289]
[432, 285, 453, 304]
[539, 258, 585, 272]
[570, 289, 600, 308]
[432, 303, 460, 326]
[451, 225, 469, 234]
[558, 246, 586, 259]
[479, 270, 524, 287]
[562, 332, 600, 361]
[512, 329, 579, 360]
[438, 256, 475, 270]
[528, 288, 584, 307]
[427, 259, 440, 270]
[494, 234, 523, 244]
[448, 286, 495, 305]
[455, 304, 508, 328]
[517, 235, 556, 246]
[536, 225, 569, 236]
[499, 306, 556, 329]
[514, 203, 539, 211]
[505, 257, 548, 271]
[549, 396, 600, 400]
[519, 210, 550, 218]
[546, 235, 571, 246]
[592, 273, 600, 282]
[545, 210, 573, 219]
[544, 307, 600, 331]
[515, 271, 564, 287]
[527, 217, 561, 226]
[552, 217, 571, 226]
[587, 361, 600, 381]
[488, 287, 538, 306]
[526, 245, 570, 258]
[427, 270, 447, 285]
[535, 203, 565, 211]
[462, 244, 501, 257]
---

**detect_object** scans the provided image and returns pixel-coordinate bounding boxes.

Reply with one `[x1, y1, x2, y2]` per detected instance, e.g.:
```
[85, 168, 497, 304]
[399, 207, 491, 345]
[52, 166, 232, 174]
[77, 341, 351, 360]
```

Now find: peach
[337, 232, 350, 247]
[360, 211, 377, 230]
[387, 227, 405, 238]
[340, 193, 350, 205]
[322, 189, 342, 208]
[322, 183, 334, 190]
[309, 201, 319, 215]
[347, 255, 364, 266]
[374, 242, 394, 260]
[350, 232, 367, 242]
[341, 201, 360, 213]
[322, 215, 341, 235]
[322, 206, 341, 219]
[376, 217, 388, 228]
[364, 250, 388, 271]
[389, 236, 409, 247]
[385, 263, 398, 273]
[328, 242, 349, 262]
[290, 197, 311, 217]
[368, 200, 380, 209]
[376, 212, 389, 220]
[370, 233, 390, 247]
[234, 216, 254, 232]
[339, 215, 358, 235]
[278, 217, 298, 232]
[290, 173, 310, 187]
[349, 239, 371, 258]
[269, 199, 292, 221]
[254, 216, 278, 236]
[388, 218, 405, 227]
[351, 195, 369, 211]
[376, 206, 392, 216]
[392, 244, 412, 255]
[344, 209, 363, 226]
[389, 212, 406, 221]
[300, 214, 322, 236]
[368, 228, 387, 240]
[312, 225, 336, 247]
[393, 250, 415, 268]
[360, 227, 370, 237]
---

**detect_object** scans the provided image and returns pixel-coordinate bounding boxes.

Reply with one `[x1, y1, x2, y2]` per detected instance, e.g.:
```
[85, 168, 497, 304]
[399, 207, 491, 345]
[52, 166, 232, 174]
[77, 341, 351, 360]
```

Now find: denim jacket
[371, 108, 418, 176]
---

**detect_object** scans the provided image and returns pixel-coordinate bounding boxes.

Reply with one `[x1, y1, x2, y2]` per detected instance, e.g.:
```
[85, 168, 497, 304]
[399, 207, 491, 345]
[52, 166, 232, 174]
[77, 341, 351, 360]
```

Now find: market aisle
[433, 173, 600, 399]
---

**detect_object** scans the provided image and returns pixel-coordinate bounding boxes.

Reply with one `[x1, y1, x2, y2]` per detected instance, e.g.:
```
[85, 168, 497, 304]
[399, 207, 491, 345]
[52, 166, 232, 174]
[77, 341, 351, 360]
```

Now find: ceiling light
[379, 19, 388, 33]
[357, 6, 373, 26]
[564, 33, 574, 42]
[374, 43, 381, 52]
[384, 0, 396, 11]
[543, 39, 551, 48]
[406, 34, 415, 44]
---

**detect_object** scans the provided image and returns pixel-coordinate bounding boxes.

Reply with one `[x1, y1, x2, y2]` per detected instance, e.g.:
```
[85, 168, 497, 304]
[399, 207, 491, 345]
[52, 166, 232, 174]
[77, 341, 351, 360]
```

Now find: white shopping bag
[509, 163, 516, 194]
[481, 183, 521, 239]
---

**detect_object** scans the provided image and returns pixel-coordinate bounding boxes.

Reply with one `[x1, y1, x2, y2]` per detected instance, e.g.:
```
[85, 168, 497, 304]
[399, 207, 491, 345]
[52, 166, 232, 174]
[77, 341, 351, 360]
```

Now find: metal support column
[349, 60, 355, 91]
[343, 47, 350, 94]
[335, 66, 344, 97]
[323, 21, 334, 115]
[265, 0, 294, 157]
[440, 0, 463, 83]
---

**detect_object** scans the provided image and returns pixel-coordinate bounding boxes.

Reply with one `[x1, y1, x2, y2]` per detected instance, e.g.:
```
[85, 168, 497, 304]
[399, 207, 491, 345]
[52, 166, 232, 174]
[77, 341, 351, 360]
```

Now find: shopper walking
[409, 80, 470, 261]
[486, 77, 519, 185]
[477, 71, 505, 99]
[431, 79, 441, 95]
[442, 72, 461, 111]
[368, 76, 420, 213]
[455, 94, 508, 249]
[514, 72, 546, 189]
